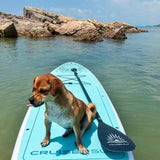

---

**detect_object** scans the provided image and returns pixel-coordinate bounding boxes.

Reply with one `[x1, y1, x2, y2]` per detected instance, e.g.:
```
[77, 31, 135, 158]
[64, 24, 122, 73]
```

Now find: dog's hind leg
[80, 115, 89, 138]
[62, 128, 74, 137]
[80, 103, 96, 137]
[73, 122, 89, 154]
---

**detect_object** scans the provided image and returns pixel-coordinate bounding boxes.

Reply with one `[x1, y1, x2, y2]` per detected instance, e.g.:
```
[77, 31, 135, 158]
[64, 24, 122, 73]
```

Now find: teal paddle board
[11, 62, 134, 160]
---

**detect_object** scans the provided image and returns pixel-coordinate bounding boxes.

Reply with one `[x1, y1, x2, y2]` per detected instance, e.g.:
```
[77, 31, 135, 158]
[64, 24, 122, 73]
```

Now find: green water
[0, 27, 160, 160]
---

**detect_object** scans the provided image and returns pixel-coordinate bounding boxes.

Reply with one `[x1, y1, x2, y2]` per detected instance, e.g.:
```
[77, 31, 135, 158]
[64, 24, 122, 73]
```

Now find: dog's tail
[87, 103, 96, 117]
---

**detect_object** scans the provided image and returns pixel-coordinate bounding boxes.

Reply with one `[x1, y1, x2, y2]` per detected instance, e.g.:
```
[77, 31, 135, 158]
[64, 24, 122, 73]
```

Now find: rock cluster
[103, 22, 148, 33]
[0, 6, 148, 41]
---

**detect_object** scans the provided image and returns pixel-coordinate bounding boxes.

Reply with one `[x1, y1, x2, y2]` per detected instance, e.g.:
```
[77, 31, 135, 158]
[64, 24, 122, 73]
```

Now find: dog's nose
[29, 97, 34, 104]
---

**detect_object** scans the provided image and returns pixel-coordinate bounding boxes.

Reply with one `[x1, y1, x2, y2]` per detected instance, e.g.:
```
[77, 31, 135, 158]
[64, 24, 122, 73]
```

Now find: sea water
[0, 27, 159, 160]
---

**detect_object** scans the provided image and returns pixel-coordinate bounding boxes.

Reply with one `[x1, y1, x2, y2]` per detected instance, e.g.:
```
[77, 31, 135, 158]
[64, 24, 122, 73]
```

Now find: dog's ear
[33, 77, 37, 85]
[49, 76, 63, 96]
[32, 77, 38, 92]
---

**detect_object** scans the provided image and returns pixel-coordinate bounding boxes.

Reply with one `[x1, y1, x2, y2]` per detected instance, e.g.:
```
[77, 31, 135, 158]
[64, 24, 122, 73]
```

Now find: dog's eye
[40, 89, 48, 94]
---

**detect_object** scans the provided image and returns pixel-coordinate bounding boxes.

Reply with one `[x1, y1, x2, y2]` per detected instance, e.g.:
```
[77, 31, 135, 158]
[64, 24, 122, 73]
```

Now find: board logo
[107, 134, 129, 146]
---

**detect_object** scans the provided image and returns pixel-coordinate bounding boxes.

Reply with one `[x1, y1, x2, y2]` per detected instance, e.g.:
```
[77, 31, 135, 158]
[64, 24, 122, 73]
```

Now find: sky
[0, 0, 160, 26]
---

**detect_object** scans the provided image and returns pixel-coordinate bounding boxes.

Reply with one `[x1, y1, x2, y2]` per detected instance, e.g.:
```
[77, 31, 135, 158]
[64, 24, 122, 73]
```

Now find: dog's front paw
[79, 147, 89, 155]
[41, 140, 49, 147]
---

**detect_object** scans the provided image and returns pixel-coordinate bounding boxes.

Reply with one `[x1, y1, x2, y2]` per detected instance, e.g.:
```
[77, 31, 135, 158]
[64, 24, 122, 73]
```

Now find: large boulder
[55, 20, 103, 41]
[13, 18, 36, 36]
[55, 20, 84, 35]
[0, 19, 17, 37]
[55, 20, 94, 35]
[12, 17, 53, 37]
[73, 30, 103, 42]
[29, 27, 52, 38]
[73, 21, 103, 41]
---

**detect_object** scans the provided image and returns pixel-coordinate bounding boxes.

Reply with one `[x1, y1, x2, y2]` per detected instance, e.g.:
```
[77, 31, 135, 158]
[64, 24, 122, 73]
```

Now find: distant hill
[154, 24, 160, 27]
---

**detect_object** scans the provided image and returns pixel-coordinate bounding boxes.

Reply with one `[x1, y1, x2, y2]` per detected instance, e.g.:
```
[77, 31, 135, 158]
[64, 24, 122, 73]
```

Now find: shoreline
[0, 6, 148, 42]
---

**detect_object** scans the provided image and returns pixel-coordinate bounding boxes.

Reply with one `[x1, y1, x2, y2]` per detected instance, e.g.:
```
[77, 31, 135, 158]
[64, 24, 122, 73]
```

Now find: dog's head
[28, 73, 63, 107]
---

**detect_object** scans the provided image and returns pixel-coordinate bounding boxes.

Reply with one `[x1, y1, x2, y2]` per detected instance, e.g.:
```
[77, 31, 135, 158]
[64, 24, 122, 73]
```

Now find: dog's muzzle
[29, 97, 34, 105]
[28, 97, 44, 107]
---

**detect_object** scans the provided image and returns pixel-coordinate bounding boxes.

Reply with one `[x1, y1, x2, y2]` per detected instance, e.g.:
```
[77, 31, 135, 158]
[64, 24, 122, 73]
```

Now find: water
[0, 27, 159, 160]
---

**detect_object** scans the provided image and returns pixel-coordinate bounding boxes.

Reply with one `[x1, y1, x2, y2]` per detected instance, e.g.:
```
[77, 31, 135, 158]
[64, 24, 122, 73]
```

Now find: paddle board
[11, 62, 134, 160]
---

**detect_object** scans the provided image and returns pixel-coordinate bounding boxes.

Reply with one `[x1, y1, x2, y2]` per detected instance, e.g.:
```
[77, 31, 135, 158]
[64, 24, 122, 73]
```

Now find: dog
[28, 73, 96, 154]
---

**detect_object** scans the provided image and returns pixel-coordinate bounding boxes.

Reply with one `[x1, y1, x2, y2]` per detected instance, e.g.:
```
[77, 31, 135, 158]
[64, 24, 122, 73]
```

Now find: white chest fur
[45, 101, 74, 128]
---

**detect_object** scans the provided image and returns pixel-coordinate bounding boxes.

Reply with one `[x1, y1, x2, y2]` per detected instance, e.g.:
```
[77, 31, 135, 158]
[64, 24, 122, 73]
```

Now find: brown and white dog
[28, 73, 96, 154]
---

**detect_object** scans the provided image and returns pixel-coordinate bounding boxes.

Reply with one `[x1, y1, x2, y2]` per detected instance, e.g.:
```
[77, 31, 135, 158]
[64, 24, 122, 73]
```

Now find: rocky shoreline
[0, 6, 148, 42]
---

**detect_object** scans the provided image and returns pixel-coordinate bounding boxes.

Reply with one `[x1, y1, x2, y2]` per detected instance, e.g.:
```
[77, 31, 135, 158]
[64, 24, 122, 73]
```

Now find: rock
[103, 29, 127, 39]
[13, 18, 33, 36]
[125, 28, 140, 33]
[29, 27, 52, 38]
[24, 6, 75, 24]
[10, 16, 53, 38]
[103, 21, 148, 33]
[73, 29, 103, 42]
[103, 22, 124, 28]
[125, 27, 148, 33]
[55, 20, 83, 35]
[140, 29, 148, 32]
[120, 23, 148, 33]
[0, 19, 17, 37]
[54, 20, 103, 41]
[73, 32, 103, 42]
[56, 20, 93, 35]
[44, 21, 59, 34]
[73, 21, 103, 41]
[89, 19, 110, 34]
[13, 18, 44, 37]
